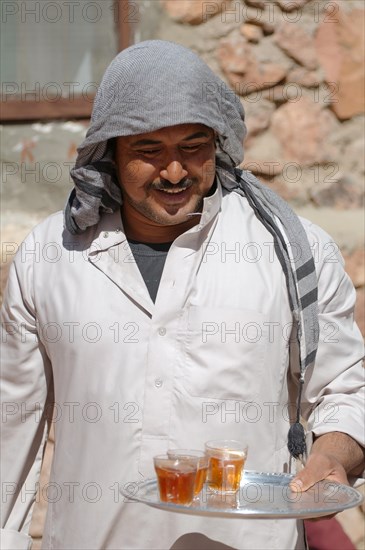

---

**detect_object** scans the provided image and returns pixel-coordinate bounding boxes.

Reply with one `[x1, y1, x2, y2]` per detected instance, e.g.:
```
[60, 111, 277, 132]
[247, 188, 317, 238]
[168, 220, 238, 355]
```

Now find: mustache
[150, 178, 193, 191]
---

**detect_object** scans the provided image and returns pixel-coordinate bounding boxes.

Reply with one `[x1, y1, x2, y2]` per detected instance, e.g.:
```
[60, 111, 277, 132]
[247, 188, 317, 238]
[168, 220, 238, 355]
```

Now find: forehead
[116, 123, 215, 147]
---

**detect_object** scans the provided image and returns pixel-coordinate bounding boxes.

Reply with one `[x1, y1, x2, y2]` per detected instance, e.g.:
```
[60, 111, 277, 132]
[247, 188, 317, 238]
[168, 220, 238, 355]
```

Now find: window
[0, 0, 135, 121]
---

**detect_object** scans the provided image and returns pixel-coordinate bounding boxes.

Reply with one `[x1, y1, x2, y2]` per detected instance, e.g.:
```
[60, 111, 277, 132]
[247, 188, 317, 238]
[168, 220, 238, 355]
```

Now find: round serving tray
[120, 470, 364, 519]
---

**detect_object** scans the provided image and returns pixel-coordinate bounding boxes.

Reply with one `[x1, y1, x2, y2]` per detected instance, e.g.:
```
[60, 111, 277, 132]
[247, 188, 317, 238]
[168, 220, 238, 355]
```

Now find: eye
[137, 149, 161, 157]
[181, 144, 203, 152]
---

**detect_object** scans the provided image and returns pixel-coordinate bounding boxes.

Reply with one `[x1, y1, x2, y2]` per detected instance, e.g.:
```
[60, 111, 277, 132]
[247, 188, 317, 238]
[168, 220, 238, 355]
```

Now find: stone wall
[138, 0, 365, 335]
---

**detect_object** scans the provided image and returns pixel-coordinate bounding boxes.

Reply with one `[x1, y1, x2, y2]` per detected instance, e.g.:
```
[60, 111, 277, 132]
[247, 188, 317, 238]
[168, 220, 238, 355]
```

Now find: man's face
[115, 123, 216, 227]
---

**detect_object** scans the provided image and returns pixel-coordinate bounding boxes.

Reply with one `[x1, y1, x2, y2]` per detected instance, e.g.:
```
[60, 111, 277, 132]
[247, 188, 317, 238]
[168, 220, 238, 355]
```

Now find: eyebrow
[130, 131, 213, 147]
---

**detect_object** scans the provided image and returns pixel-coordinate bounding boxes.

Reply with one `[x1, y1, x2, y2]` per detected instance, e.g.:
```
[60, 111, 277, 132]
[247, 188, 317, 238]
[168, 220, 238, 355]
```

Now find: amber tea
[194, 464, 208, 495]
[205, 440, 248, 494]
[154, 455, 197, 505]
[167, 449, 209, 496]
[208, 454, 246, 493]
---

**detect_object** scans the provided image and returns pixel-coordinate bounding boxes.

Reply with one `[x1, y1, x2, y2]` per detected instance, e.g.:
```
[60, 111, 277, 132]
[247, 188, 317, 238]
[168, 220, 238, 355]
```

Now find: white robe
[1, 184, 364, 549]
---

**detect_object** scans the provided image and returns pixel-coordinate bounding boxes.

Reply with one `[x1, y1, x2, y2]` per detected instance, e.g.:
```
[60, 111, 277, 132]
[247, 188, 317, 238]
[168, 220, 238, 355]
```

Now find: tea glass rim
[167, 449, 206, 458]
[153, 454, 198, 472]
[167, 449, 209, 467]
[205, 439, 248, 456]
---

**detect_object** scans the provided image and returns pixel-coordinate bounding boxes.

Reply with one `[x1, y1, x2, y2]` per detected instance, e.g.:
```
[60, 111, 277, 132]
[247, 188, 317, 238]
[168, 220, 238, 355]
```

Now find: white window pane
[1, 0, 118, 98]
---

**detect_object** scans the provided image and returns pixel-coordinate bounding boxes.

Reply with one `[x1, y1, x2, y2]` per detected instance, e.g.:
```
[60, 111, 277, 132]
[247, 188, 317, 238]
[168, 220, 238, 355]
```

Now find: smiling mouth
[153, 187, 192, 204]
[152, 178, 193, 194]
[156, 188, 188, 194]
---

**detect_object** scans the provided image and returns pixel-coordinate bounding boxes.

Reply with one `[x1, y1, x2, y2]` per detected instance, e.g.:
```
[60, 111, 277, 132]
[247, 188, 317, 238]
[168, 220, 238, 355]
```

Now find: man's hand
[289, 451, 348, 493]
[289, 432, 364, 521]
[289, 431, 365, 492]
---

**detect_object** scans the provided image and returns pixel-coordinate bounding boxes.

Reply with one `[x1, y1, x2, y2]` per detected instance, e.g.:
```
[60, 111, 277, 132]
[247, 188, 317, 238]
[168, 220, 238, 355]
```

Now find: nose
[160, 160, 188, 184]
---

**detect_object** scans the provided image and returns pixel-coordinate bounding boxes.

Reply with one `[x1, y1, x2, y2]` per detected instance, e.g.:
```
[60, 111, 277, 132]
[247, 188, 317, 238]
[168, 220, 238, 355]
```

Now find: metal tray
[121, 470, 364, 519]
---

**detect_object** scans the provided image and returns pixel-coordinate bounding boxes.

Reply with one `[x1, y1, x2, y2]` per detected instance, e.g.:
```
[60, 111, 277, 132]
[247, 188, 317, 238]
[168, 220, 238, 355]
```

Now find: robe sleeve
[1, 232, 53, 549]
[298, 221, 364, 462]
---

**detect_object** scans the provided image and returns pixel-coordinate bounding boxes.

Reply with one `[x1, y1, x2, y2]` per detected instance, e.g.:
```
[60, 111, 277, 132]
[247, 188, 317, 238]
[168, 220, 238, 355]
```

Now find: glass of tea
[205, 440, 248, 494]
[167, 449, 209, 497]
[153, 454, 197, 505]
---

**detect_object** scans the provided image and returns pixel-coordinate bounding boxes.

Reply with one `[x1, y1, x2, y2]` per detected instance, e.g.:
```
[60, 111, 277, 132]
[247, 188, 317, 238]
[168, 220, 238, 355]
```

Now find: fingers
[289, 454, 327, 492]
[289, 453, 349, 493]
[289, 473, 314, 493]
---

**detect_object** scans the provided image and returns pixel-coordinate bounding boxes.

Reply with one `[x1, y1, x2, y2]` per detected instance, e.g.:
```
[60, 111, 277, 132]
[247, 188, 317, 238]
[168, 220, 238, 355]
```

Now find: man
[1, 40, 364, 550]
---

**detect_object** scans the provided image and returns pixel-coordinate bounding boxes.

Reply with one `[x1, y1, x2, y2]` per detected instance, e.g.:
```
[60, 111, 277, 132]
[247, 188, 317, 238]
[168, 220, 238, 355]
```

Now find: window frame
[0, 0, 133, 122]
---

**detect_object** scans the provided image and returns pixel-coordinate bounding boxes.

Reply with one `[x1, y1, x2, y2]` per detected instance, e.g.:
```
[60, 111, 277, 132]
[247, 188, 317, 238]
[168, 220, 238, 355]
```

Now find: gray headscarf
[65, 40, 246, 234]
[65, 40, 318, 460]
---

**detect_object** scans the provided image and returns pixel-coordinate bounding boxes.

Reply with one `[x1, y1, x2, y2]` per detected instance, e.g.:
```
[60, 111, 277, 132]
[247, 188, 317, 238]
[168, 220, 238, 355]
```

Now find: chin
[154, 215, 192, 227]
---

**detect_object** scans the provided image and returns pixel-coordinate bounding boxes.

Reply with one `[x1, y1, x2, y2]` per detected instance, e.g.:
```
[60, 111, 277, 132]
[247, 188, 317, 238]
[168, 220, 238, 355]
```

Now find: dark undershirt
[126, 179, 217, 302]
[128, 240, 172, 303]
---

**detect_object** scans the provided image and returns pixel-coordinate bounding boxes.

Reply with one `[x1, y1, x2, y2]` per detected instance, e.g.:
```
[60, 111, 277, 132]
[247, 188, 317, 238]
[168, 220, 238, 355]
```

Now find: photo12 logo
[1, 1, 139, 24]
